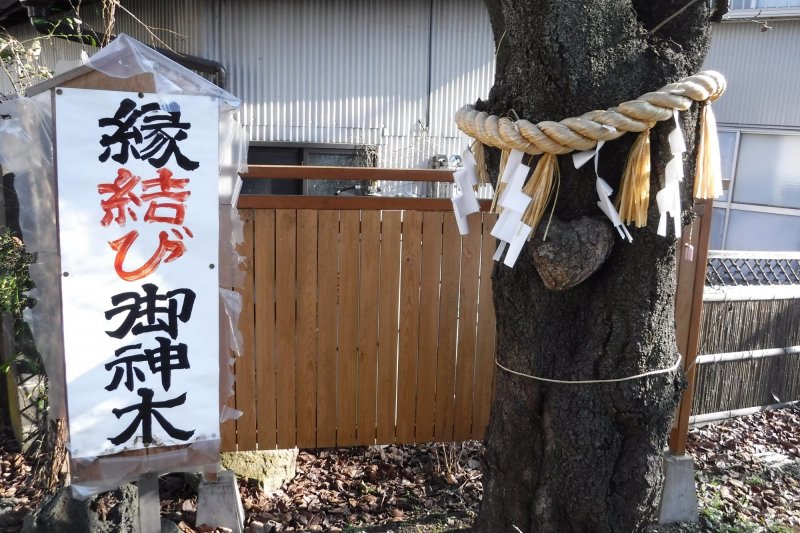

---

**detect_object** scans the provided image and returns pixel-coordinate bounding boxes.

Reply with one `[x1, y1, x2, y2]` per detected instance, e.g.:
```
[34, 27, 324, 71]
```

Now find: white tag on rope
[572, 128, 632, 243]
[453, 194, 472, 235]
[493, 240, 508, 262]
[462, 145, 477, 168]
[451, 149, 481, 235]
[503, 222, 533, 268]
[704, 105, 724, 198]
[491, 158, 533, 264]
[492, 208, 525, 243]
[498, 149, 525, 185]
[597, 177, 633, 242]
[498, 163, 533, 213]
[572, 147, 597, 170]
[656, 110, 685, 238]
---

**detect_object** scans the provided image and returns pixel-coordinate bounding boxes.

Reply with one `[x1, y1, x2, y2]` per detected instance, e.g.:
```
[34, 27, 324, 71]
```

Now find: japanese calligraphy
[98, 168, 141, 227]
[99, 98, 199, 171]
[104, 284, 196, 445]
[56, 87, 219, 458]
[105, 338, 190, 392]
[109, 387, 195, 446]
[105, 283, 195, 340]
[97, 167, 193, 281]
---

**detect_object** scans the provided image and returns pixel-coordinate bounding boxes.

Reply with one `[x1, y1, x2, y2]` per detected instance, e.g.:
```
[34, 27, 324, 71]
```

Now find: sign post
[43, 67, 229, 531]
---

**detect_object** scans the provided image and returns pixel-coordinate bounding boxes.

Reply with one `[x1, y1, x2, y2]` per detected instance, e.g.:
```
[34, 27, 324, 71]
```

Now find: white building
[704, 1, 800, 251]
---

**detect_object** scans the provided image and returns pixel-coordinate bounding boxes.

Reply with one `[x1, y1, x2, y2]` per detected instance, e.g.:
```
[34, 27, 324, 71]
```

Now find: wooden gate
[222, 167, 497, 451]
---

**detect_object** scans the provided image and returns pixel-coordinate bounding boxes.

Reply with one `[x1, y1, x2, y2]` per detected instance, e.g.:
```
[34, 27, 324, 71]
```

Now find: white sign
[55, 88, 220, 459]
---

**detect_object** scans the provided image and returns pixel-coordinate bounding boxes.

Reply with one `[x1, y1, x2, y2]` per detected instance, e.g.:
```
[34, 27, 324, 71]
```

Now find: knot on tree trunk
[528, 216, 614, 290]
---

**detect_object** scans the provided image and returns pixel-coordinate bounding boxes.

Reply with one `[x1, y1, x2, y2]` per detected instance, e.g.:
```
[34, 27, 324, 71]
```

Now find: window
[725, 0, 800, 18]
[711, 129, 800, 251]
[242, 143, 463, 199]
[729, 0, 800, 8]
[242, 143, 374, 196]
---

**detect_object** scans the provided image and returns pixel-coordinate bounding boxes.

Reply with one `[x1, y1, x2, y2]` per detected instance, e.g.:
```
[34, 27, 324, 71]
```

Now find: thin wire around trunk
[495, 354, 682, 384]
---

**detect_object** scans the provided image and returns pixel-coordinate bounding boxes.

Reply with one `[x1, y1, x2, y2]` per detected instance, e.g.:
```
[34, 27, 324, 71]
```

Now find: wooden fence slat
[453, 215, 482, 441]
[357, 211, 381, 446]
[275, 210, 298, 448]
[472, 213, 497, 439]
[337, 211, 360, 447]
[235, 210, 257, 450]
[317, 210, 339, 447]
[295, 210, 318, 448]
[396, 211, 423, 443]
[253, 209, 277, 449]
[415, 212, 443, 443]
[434, 214, 461, 442]
[377, 212, 402, 444]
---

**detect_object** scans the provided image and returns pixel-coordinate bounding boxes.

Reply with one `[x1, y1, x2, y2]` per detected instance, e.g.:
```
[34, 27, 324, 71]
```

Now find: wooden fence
[221, 168, 734, 454]
[222, 167, 497, 451]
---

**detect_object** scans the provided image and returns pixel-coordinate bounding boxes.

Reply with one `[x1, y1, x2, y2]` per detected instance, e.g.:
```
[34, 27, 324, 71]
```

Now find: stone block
[195, 470, 244, 533]
[659, 453, 699, 524]
[220, 448, 298, 493]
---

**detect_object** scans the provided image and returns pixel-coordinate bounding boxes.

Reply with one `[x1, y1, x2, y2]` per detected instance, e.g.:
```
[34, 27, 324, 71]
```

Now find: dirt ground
[1, 405, 798, 532]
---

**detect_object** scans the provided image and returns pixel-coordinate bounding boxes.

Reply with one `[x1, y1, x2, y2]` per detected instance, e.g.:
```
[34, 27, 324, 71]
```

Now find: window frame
[724, 3, 800, 20]
[712, 125, 800, 250]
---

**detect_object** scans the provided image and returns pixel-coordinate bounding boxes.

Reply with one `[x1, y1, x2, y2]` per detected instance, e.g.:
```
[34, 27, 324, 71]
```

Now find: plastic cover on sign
[84, 34, 240, 109]
[218, 287, 243, 421]
[0, 95, 69, 419]
[70, 437, 221, 499]
[0, 34, 250, 498]
[219, 205, 247, 289]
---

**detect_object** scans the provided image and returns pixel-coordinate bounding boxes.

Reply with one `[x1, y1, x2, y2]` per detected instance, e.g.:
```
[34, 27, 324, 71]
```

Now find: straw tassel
[693, 103, 723, 199]
[472, 141, 490, 187]
[497, 149, 511, 180]
[521, 153, 560, 236]
[615, 128, 652, 228]
[490, 149, 511, 214]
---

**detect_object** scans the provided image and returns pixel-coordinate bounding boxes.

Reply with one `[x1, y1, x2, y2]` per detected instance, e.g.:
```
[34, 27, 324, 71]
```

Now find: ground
[0, 406, 798, 532]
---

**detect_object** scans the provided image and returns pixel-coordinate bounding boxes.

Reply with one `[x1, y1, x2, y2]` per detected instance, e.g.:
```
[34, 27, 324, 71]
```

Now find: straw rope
[455, 70, 726, 155]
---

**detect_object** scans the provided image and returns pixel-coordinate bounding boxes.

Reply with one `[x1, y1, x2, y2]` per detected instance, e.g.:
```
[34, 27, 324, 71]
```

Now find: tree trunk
[474, 2, 710, 532]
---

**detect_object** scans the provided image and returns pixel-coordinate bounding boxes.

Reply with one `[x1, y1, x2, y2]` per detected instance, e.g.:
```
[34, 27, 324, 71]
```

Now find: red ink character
[97, 168, 142, 227]
[109, 230, 188, 281]
[141, 168, 191, 225]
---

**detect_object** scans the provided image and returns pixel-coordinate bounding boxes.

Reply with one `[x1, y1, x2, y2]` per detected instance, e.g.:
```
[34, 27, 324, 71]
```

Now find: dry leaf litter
[0, 405, 798, 532]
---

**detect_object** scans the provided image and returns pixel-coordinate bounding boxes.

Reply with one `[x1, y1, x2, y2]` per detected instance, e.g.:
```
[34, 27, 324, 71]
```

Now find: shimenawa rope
[455, 70, 726, 156]
[456, 70, 726, 226]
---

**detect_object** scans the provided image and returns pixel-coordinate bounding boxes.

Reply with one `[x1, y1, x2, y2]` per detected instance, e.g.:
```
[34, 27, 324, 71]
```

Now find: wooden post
[137, 472, 161, 533]
[669, 198, 714, 455]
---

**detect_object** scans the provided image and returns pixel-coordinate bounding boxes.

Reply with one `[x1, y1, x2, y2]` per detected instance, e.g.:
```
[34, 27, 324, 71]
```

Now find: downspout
[19, 0, 227, 89]
[424, 0, 434, 131]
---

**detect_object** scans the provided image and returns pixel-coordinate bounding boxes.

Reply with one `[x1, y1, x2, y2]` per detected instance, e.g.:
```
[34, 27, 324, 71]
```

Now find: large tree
[473, 1, 713, 531]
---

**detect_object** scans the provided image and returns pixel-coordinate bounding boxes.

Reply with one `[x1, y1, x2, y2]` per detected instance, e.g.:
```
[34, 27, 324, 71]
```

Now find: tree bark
[475, 2, 710, 532]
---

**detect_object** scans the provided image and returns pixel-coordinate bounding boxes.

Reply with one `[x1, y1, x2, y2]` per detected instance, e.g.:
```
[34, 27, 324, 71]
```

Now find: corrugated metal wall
[212, 0, 494, 168]
[1, 0, 494, 168]
[704, 19, 800, 128]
